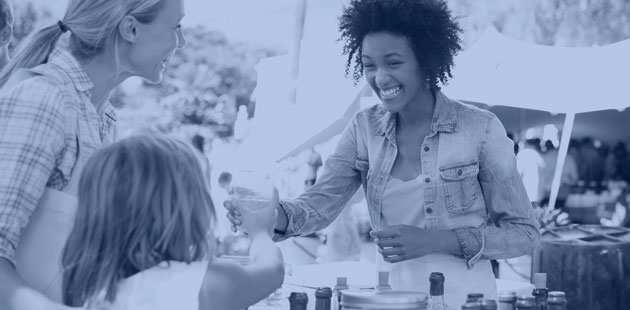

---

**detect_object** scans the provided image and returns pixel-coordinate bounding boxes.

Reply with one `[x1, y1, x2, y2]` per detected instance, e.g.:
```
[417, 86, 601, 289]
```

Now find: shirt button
[457, 169, 463, 176]
[424, 177, 430, 183]
[426, 207, 433, 214]
[424, 146, 430, 152]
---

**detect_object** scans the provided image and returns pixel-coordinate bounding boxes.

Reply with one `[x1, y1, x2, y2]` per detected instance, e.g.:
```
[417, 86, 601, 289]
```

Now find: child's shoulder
[107, 261, 208, 310]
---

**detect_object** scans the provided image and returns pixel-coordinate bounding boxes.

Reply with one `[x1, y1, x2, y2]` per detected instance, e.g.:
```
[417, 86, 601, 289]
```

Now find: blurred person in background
[0, 0, 12, 70]
[0, 0, 186, 308]
[579, 137, 605, 188]
[227, 0, 539, 306]
[605, 141, 630, 183]
[304, 146, 323, 189]
[539, 140, 579, 209]
[516, 138, 545, 205]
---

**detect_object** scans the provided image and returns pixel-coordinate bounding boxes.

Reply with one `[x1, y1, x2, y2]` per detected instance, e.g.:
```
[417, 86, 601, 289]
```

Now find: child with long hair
[61, 132, 284, 309]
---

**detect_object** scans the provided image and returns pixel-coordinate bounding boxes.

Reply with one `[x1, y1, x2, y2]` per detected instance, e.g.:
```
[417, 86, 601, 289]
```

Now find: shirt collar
[47, 47, 94, 93]
[376, 90, 458, 137]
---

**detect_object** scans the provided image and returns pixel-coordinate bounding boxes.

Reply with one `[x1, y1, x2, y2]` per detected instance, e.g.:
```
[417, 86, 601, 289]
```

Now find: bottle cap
[498, 290, 516, 298]
[336, 276, 347, 286]
[429, 272, 445, 296]
[289, 292, 309, 305]
[533, 273, 547, 289]
[467, 292, 484, 301]
[316, 287, 333, 299]
[378, 271, 390, 286]
[516, 295, 535, 307]
[429, 272, 445, 283]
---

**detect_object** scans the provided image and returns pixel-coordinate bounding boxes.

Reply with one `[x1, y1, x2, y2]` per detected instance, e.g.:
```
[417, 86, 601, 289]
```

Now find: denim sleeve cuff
[0, 238, 16, 268]
[454, 227, 485, 270]
[272, 200, 310, 242]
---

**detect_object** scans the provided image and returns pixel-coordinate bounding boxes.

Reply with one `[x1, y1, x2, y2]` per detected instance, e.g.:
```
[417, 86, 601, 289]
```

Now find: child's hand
[229, 188, 278, 237]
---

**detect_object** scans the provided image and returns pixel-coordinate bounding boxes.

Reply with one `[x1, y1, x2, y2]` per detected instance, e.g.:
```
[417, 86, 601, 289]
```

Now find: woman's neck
[78, 53, 131, 111]
[397, 88, 436, 132]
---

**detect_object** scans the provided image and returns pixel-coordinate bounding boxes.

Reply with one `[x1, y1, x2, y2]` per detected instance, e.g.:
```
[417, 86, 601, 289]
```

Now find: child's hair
[338, 0, 462, 89]
[62, 132, 216, 307]
[0, 0, 166, 85]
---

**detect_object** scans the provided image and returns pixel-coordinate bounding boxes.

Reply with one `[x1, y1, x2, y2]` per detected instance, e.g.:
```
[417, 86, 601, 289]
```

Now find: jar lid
[548, 291, 565, 298]
[342, 290, 428, 310]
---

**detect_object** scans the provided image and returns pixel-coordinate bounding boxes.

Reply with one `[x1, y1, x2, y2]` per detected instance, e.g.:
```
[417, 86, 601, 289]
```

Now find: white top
[100, 261, 207, 310]
[380, 174, 426, 228]
[378, 175, 497, 308]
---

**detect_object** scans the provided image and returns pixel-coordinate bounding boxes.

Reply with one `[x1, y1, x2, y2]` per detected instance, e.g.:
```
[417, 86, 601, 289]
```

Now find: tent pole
[549, 113, 575, 210]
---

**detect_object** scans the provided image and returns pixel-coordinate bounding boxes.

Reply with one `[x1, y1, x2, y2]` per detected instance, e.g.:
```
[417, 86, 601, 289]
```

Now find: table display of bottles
[274, 271, 569, 310]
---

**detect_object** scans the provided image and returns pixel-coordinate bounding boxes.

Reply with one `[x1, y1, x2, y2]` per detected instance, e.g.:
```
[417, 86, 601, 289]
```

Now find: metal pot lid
[342, 290, 428, 308]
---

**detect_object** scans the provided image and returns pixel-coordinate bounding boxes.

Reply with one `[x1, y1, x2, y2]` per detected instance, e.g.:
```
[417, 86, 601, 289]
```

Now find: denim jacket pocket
[439, 161, 479, 213]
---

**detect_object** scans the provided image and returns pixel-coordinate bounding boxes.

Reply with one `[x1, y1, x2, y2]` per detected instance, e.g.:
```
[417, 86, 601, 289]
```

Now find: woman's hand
[371, 225, 461, 263]
[224, 188, 279, 237]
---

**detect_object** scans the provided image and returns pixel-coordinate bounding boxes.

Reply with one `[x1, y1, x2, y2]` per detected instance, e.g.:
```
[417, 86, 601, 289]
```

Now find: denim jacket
[278, 91, 540, 269]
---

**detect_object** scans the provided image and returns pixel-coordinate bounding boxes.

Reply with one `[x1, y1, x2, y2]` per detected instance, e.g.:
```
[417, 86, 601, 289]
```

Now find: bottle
[462, 303, 481, 310]
[547, 291, 566, 310]
[462, 302, 481, 310]
[498, 291, 517, 310]
[516, 296, 535, 310]
[332, 277, 349, 310]
[481, 299, 498, 310]
[289, 292, 309, 310]
[467, 293, 484, 303]
[532, 273, 548, 310]
[376, 271, 392, 291]
[315, 287, 333, 310]
[428, 272, 448, 310]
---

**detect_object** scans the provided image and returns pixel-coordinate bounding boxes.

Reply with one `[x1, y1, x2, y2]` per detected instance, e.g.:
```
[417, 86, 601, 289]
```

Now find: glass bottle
[462, 302, 481, 310]
[332, 277, 349, 310]
[532, 273, 548, 310]
[376, 271, 392, 291]
[481, 299, 498, 310]
[516, 296, 535, 310]
[315, 287, 333, 310]
[428, 272, 448, 310]
[498, 291, 517, 310]
[547, 291, 566, 310]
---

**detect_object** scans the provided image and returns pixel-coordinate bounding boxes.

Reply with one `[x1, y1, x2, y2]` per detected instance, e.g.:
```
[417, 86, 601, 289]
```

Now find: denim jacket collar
[376, 90, 458, 138]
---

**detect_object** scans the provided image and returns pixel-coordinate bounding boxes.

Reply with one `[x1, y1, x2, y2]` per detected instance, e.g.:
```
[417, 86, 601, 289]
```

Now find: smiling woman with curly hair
[227, 0, 540, 307]
[339, 0, 463, 89]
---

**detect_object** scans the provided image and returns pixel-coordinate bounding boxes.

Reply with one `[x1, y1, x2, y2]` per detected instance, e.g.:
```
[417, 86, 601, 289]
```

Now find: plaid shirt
[0, 48, 116, 265]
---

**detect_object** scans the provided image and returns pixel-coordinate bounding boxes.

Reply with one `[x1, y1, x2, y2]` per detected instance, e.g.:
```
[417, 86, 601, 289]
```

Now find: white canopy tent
[444, 25, 630, 209]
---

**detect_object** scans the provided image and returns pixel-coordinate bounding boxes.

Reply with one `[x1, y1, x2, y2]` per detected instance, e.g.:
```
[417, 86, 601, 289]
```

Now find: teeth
[380, 86, 401, 99]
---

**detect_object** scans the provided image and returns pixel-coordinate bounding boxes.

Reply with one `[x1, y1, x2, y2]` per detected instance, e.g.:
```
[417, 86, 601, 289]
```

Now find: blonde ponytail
[0, 24, 64, 86]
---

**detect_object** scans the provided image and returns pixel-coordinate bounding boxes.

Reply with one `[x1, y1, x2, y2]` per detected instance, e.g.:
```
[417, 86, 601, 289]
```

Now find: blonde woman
[62, 133, 284, 310]
[0, 0, 186, 308]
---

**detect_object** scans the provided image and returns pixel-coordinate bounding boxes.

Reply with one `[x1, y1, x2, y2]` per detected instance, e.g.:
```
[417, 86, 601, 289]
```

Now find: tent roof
[444, 25, 630, 114]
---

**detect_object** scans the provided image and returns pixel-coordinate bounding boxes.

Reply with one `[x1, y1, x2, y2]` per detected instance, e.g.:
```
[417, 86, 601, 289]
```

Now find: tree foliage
[449, 0, 630, 47]
[115, 26, 279, 138]
[9, 2, 52, 51]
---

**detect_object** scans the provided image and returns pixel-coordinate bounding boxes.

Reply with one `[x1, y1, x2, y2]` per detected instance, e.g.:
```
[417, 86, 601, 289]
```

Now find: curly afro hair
[338, 0, 462, 89]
